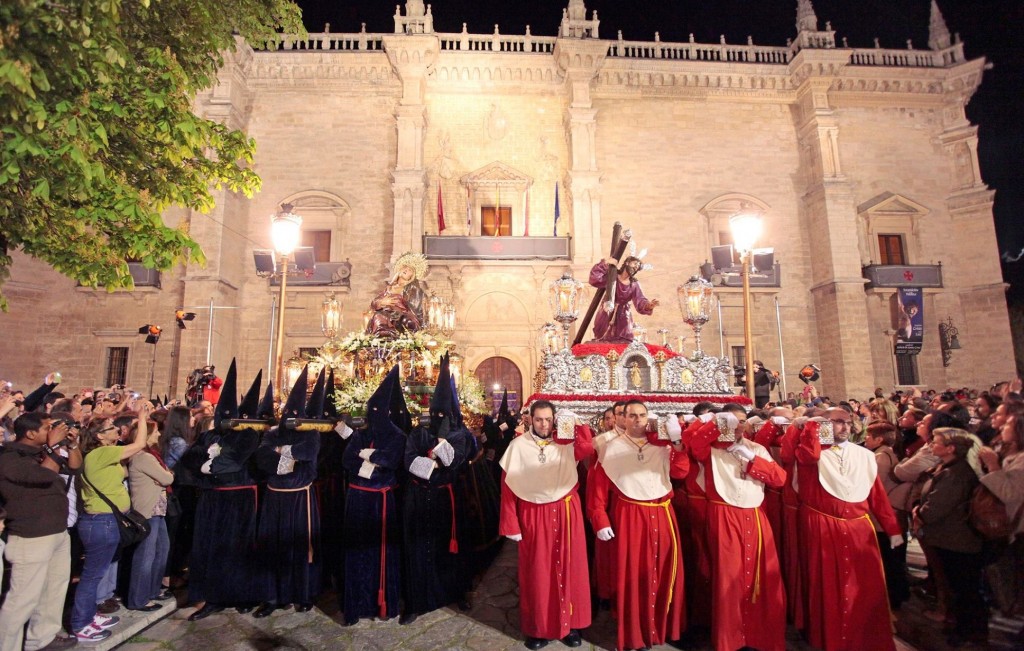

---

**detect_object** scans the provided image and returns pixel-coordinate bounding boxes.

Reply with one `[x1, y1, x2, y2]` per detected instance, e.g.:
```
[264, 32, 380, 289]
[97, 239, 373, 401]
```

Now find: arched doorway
[473, 356, 523, 415]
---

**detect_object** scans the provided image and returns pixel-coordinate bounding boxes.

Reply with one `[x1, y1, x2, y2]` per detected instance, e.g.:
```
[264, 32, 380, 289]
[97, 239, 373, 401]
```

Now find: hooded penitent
[186, 359, 264, 609]
[341, 364, 408, 623]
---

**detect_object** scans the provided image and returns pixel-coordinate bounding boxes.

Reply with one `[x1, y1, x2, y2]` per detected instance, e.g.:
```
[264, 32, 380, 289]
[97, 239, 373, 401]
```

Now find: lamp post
[271, 203, 303, 397]
[677, 275, 715, 359]
[729, 208, 763, 401]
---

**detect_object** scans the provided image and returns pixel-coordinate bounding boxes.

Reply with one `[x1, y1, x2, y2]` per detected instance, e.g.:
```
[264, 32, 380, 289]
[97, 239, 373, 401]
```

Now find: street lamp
[271, 203, 303, 397]
[730, 207, 763, 401]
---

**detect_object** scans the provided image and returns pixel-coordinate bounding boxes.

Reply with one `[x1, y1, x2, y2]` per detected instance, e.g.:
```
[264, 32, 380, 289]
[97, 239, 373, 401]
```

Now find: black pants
[935, 547, 988, 640]
[876, 531, 910, 608]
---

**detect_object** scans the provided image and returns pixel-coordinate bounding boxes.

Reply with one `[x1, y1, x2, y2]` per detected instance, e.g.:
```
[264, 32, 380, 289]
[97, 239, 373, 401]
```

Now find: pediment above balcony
[461, 161, 533, 191]
[858, 192, 930, 217]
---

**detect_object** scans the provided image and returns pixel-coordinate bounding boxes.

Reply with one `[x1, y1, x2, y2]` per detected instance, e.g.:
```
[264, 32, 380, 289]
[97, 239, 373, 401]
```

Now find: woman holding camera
[127, 418, 174, 611]
[71, 403, 150, 642]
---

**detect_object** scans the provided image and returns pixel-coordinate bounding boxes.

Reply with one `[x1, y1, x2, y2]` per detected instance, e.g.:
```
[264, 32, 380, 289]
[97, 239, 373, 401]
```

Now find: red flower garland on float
[570, 342, 680, 358]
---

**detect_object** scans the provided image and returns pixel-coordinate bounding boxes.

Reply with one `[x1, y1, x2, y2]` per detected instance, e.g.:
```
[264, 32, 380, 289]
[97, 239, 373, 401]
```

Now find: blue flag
[553, 182, 560, 236]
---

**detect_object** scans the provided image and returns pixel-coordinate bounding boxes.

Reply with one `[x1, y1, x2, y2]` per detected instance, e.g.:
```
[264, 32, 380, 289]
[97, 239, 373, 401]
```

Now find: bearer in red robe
[690, 404, 787, 651]
[796, 408, 904, 651]
[587, 399, 687, 651]
[499, 400, 593, 650]
[588, 400, 627, 609]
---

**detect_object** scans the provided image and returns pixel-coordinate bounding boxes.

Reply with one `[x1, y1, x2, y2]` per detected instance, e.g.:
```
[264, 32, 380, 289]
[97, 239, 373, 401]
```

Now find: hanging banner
[894, 287, 924, 355]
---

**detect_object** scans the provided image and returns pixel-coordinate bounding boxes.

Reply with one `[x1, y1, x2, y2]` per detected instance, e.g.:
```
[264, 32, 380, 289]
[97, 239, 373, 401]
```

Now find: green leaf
[31, 179, 50, 200]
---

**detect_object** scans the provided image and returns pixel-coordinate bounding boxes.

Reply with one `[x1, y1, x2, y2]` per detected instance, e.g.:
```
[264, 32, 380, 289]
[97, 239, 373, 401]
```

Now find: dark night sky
[294, 1, 1024, 293]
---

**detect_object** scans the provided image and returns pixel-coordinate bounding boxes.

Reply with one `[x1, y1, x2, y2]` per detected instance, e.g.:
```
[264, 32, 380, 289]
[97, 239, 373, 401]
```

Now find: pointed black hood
[281, 366, 308, 420]
[367, 365, 409, 435]
[239, 369, 262, 420]
[214, 359, 239, 430]
[498, 388, 510, 420]
[324, 368, 339, 420]
[257, 380, 275, 421]
[305, 368, 327, 419]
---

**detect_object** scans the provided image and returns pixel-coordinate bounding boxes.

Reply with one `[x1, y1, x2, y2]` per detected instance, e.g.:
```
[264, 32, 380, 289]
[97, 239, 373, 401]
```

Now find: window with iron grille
[732, 345, 746, 387]
[895, 353, 919, 386]
[105, 347, 129, 387]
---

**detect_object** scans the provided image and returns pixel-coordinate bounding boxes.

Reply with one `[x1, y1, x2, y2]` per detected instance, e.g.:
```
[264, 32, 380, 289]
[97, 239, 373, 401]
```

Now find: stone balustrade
[256, 28, 966, 69]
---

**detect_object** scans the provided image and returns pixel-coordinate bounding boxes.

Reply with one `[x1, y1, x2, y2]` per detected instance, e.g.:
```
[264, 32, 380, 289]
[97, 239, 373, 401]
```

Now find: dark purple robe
[588, 261, 655, 343]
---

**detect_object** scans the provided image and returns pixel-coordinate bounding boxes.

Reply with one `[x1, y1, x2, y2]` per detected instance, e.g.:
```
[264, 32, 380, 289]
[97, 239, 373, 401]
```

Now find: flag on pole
[496, 185, 501, 237]
[466, 186, 472, 230]
[553, 182, 560, 236]
[524, 187, 530, 236]
[437, 181, 446, 233]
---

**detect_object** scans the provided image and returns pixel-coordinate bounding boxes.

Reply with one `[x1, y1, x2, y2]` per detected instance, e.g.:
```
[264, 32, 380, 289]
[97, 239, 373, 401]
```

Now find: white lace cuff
[276, 445, 295, 475]
[357, 460, 376, 479]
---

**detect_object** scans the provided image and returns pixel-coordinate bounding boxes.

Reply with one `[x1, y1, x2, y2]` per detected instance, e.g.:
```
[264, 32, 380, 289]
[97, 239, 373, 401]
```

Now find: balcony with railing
[254, 26, 967, 70]
[863, 264, 943, 289]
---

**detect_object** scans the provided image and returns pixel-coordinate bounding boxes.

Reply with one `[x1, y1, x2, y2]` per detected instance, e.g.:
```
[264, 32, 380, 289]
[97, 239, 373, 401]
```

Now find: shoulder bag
[80, 470, 151, 548]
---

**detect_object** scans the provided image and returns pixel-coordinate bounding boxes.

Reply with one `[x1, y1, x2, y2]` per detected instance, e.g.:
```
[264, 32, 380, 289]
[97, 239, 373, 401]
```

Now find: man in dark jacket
[0, 412, 81, 650]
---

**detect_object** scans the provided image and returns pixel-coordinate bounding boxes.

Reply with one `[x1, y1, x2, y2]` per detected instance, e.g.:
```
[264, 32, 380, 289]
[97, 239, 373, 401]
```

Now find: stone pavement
[113, 540, 1020, 650]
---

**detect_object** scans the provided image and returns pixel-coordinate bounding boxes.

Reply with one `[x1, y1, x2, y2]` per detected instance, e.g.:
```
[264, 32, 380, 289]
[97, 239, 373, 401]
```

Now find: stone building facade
[0, 0, 1015, 402]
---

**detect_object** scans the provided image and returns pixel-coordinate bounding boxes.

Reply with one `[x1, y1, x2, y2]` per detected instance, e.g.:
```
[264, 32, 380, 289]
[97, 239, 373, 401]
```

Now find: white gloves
[335, 422, 353, 440]
[728, 442, 755, 463]
[698, 412, 714, 423]
[357, 460, 376, 479]
[276, 445, 295, 475]
[498, 422, 509, 432]
[409, 456, 436, 480]
[665, 415, 682, 444]
[771, 416, 791, 426]
[596, 527, 615, 542]
[433, 439, 455, 466]
[889, 534, 905, 548]
[506, 533, 523, 542]
[358, 448, 374, 461]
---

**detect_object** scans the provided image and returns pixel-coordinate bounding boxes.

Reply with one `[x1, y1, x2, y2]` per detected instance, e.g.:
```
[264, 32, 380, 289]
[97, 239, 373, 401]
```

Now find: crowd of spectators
[0, 378, 214, 647]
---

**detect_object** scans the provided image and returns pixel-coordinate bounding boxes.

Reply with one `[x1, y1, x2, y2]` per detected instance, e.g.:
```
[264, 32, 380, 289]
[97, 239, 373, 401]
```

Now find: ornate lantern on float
[677, 275, 715, 358]
[548, 272, 585, 351]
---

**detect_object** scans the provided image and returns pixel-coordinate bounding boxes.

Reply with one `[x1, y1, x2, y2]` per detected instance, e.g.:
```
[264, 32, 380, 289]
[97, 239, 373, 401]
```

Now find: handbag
[969, 483, 1015, 541]
[80, 472, 151, 548]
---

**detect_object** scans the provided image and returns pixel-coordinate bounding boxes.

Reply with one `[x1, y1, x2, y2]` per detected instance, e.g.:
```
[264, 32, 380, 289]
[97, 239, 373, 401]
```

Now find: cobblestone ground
[120, 540, 1019, 650]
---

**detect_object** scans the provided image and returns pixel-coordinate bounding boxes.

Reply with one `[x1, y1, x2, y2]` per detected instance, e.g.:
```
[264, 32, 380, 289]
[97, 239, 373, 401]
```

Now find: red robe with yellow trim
[587, 435, 688, 651]
[795, 424, 901, 651]
[778, 423, 805, 628]
[691, 421, 787, 651]
[675, 419, 712, 629]
[499, 426, 594, 640]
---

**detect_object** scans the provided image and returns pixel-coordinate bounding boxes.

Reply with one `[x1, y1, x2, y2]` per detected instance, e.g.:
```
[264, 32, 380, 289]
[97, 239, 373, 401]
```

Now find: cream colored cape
[597, 433, 672, 501]
[817, 441, 877, 503]
[499, 433, 578, 504]
[708, 440, 772, 508]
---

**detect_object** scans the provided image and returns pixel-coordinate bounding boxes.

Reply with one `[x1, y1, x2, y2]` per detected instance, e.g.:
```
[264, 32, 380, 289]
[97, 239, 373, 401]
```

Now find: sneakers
[73, 624, 111, 643]
[91, 614, 120, 630]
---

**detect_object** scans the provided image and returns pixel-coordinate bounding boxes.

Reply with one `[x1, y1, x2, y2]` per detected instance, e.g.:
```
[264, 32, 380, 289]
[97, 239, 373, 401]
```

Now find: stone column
[790, 50, 875, 398]
[935, 60, 1016, 386]
[553, 39, 607, 263]
[383, 35, 438, 258]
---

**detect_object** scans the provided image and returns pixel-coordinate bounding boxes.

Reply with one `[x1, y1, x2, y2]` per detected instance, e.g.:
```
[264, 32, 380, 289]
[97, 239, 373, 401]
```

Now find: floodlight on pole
[271, 204, 303, 399]
[730, 207, 763, 402]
